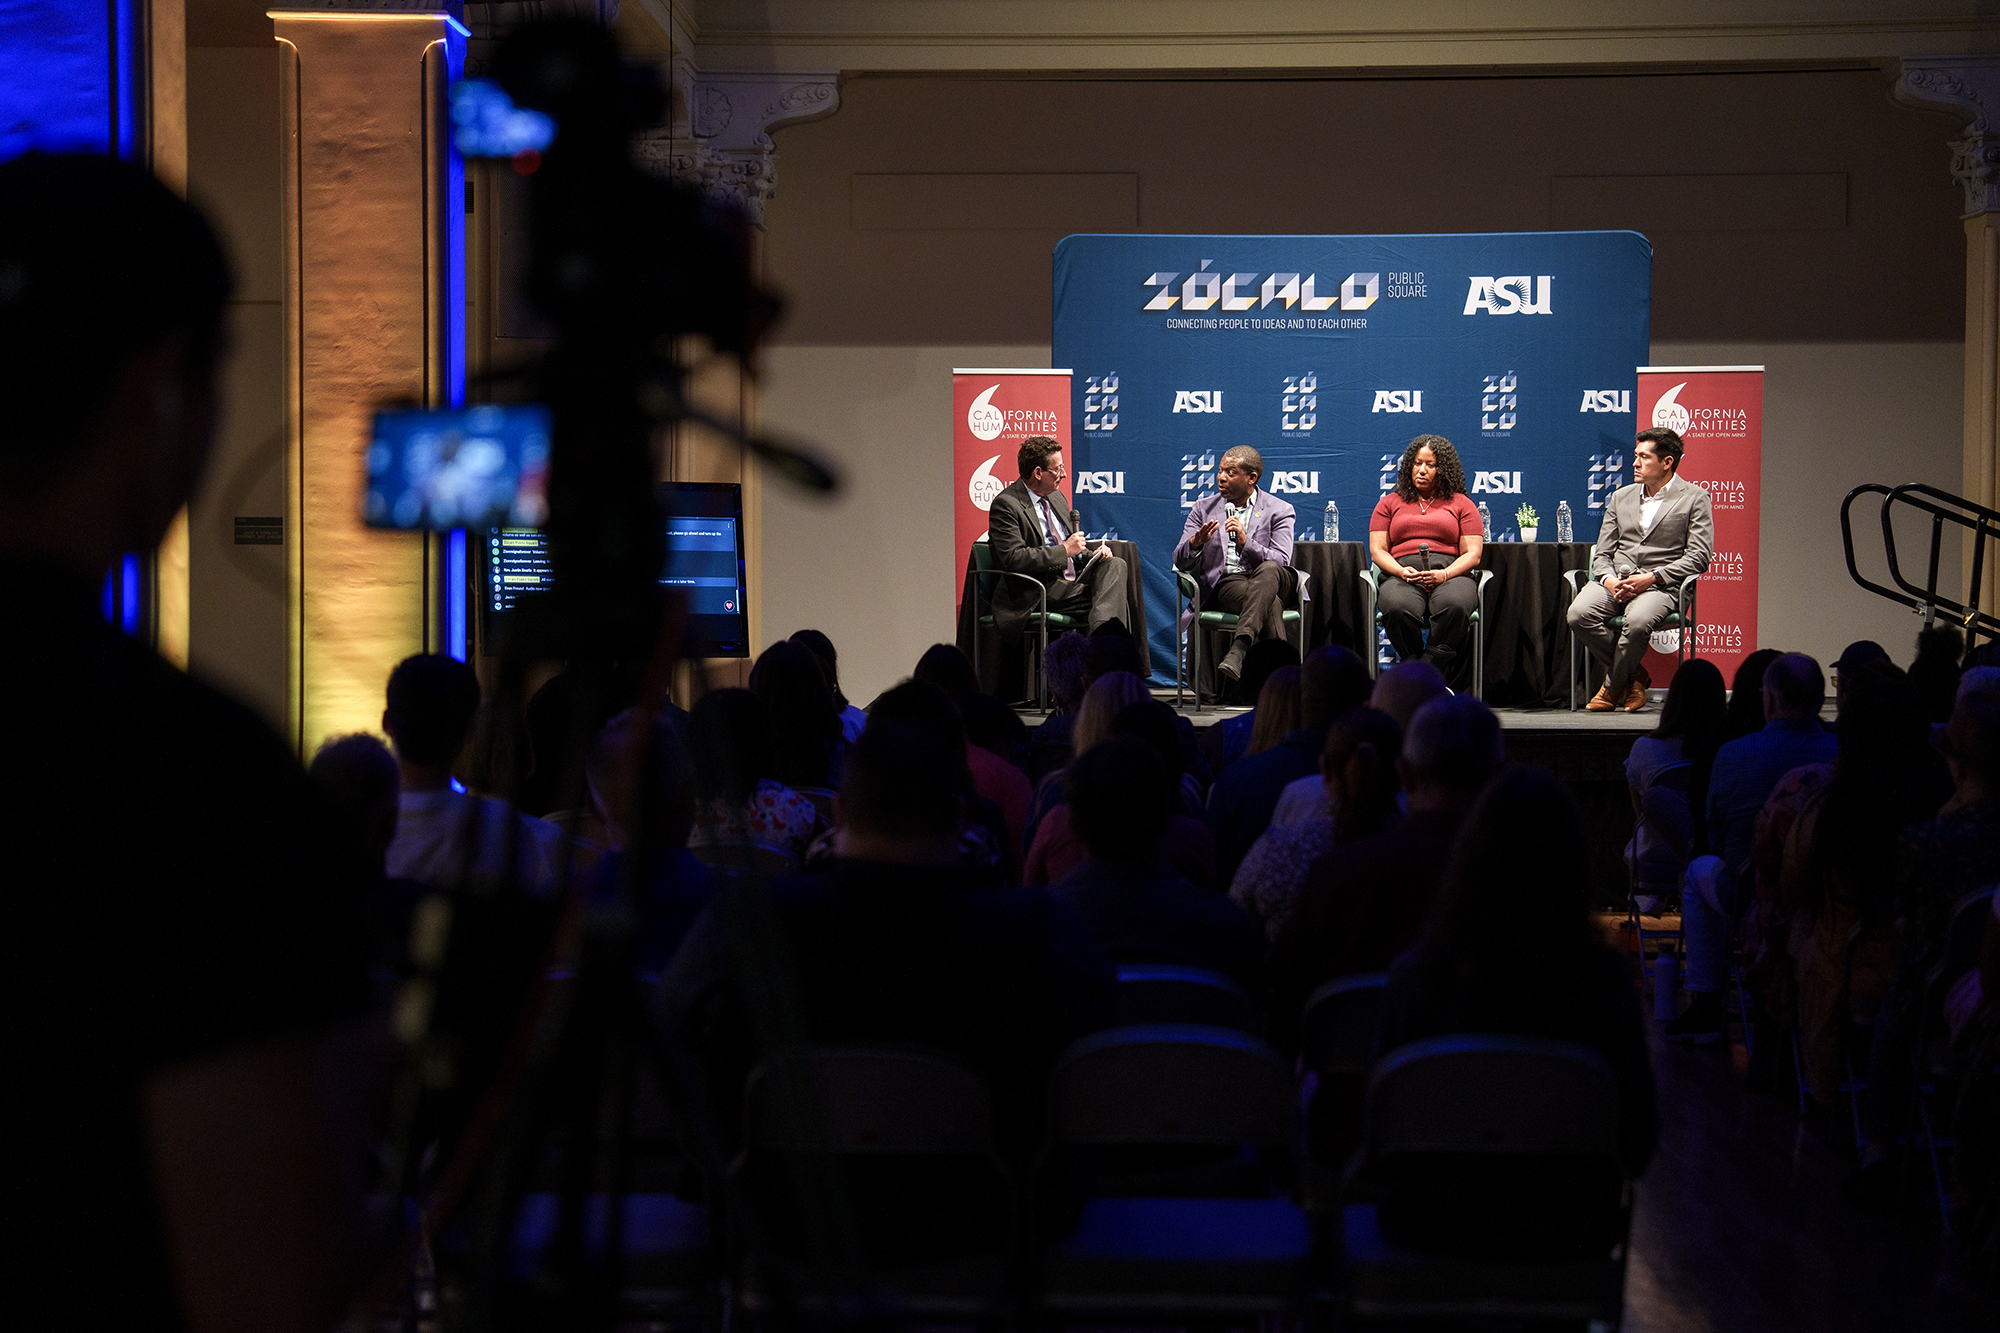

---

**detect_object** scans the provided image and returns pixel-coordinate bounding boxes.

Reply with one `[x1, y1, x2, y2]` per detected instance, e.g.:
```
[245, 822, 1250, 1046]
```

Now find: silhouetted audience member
[1672, 652, 1837, 1043]
[914, 642, 1032, 861]
[1232, 707, 1403, 943]
[311, 733, 416, 988]
[1908, 625, 1965, 726]
[1371, 768, 1657, 1259]
[1081, 627, 1212, 788]
[789, 627, 867, 739]
[1268, 694, 1504, 1050]
[518, 661, 664, 816]
[0, 153, 367, 1331]
[686, 688, 823, 869]
[1200, 637, 1301, 777]
[1027, 630, 1091, 782]
[586, 707, 712, 973]
[1207, 646, 1372, 885]
[1024, 669, 1149, 852]
[384, 653, 564, 894]
[750, 639, 847, 809]
[852, 679, 1012, 878]
[658, 720, 1115, 1255]
[1052, 736, 1261, 990]
[1723, 647, 1783, 742]
[1776, 663, 1949, 1102]
[1625, 657, 1727, 913]
[1270, 660, 1444, 830]
[1243, 664, 1302, 758]
[1855, 692, 2000, 1199]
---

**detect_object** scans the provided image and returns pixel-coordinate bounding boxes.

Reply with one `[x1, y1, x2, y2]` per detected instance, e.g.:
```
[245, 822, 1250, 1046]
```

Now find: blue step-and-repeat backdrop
[1052, 231, 1652, 682]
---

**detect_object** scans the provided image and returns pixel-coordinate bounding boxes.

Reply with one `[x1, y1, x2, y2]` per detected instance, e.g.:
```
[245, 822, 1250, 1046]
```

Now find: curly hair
[1393, 434, 1467, 502]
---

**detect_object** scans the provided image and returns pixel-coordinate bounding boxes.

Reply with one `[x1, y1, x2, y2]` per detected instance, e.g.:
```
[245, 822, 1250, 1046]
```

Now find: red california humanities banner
[953, 369, 1072, 611]
[1636, 366, 1763, 687]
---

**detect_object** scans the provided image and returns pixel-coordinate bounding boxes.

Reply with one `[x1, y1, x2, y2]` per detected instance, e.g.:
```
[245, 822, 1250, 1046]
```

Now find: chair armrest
[977, 568, 1051, 617]
[1676, 572, 1700, 621]
[1562, 567, 1585, 596]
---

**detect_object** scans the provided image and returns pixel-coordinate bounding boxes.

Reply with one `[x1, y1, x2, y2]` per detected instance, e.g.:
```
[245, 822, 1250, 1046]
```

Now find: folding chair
[1175, 569, 1303, 711]
[731, 1044, 1016, 1325]
[1037, 1024, 1313, 1321]
[1562, 568, 1700, 709]
[1339, 1035, 1633, 1326]
[1357, 566, 1495, 694]
[1113, 963, 1258, 1032]
[1296, 973, 1388, 1210]
[971, 540, 1079, 711]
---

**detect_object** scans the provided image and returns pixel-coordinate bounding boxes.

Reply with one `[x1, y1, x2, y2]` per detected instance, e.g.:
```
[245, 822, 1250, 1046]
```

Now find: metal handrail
[1840, 482, 2000, 642]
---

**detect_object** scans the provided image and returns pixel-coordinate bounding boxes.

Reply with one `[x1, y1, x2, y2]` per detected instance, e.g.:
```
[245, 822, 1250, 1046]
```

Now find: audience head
[838, 720, 962, 864]
[309, 733, 400, 875]
[1819, 662, 1943, 871]
[1430, 768, 1595, 978]
[1082, 631, 1144, 687]
[1832, 640, 1890, 707]
[1943, 692, 2000, 795]
[1073, 670, 1150, 755]
[1068, 736, 1172, 862]
[1910, 625, 1966, 725]
[1368, 660, 1448, 731]
[586, 708, 696, 853]
[687, 688, 774, 805]
[959, 690, 1026, 760]
[1321, 708, 1404, 838]
[1653, 658, 1728, 762]
[1245, 665, 1303, 757]
[912, 642, 981, 699]
[0, 154, 233, 565]
[1959, 666, 2000, 706]
[383, 653, 482, 775]
[1239, 637, 1301, 704]
[1763, 652, 1825, 722]
[866, 678, 972, 791]
[1042, 631, 1091, 714]
[751, 639, 844, 789]
[1110, 698, 1187, 786]
[1971, 640, 2000, 670]
[1300, 645, 1372, 732]
[787, 628, 850, 711]
[1400, 694, 1505, 804]
[1725, 648, 1782, 740]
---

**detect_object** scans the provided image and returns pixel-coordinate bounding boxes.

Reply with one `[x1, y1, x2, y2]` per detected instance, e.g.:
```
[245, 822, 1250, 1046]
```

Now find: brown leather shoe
[1623, 678, 1649, 712]
[1585, 684, 1617, 711]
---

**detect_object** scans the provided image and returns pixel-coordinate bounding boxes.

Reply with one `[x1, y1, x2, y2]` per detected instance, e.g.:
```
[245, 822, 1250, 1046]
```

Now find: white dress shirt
[1639, 474, 1681, 537]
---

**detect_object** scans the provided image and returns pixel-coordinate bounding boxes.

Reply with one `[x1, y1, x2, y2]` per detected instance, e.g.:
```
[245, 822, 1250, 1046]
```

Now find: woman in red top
[1368, 435, 1485, 688]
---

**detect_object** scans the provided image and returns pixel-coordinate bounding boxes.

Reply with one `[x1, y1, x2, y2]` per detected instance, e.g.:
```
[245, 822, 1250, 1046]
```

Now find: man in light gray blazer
[1566, 427, 1714, 711]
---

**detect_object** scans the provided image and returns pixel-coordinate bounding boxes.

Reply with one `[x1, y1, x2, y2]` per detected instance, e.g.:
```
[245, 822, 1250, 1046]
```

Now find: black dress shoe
[1218, 638, 1249, 680]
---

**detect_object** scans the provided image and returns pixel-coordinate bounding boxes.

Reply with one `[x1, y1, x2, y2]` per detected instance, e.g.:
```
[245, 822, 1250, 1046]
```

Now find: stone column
[274, 4, 466, 755]
[1894, 57, 2000, 631]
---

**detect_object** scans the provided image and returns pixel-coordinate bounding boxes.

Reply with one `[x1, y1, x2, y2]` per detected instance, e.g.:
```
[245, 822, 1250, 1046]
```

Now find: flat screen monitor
[479, 482, 749, 657]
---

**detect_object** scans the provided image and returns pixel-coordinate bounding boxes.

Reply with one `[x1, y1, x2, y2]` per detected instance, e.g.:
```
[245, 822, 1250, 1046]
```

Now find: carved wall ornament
[1894, 56, 2000, 216]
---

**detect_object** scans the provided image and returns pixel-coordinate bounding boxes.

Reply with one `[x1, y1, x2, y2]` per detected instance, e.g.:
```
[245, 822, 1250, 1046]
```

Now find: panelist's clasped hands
[1400, 566, 1442, 591]
[1602, 570, 1656, 604]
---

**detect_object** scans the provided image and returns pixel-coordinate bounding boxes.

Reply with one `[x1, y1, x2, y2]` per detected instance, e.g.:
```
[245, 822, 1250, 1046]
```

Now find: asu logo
[1269, 471, 1320, 495]
[1172, 390, 1224, 414]
[1463, 276, 1553, 315]
[1470, 471, 1523, 494]
[1579, 390, 1632, 414]
[1371, 390, 1423, 413]
[1074, 471, 1126, 494]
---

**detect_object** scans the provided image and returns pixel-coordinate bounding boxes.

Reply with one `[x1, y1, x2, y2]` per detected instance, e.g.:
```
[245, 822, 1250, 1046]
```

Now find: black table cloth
[956, 539, 1149, 703]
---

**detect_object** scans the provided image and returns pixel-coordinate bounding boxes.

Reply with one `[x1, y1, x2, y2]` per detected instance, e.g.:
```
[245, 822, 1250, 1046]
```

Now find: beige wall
[186, 45, 287, 728]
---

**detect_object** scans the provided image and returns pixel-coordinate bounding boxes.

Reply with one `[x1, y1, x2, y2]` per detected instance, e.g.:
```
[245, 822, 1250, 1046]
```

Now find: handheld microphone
[1417, 540, 1431, 575]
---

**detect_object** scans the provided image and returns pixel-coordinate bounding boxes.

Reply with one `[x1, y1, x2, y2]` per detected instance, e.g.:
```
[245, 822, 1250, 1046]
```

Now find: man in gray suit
[987, 435, 1129, 635]
[1173, 446, 1297, 681]
[1565, 426, 1714, 712]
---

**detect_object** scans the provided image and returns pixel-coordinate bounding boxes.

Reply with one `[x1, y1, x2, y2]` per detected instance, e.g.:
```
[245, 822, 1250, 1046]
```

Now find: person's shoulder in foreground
[0, 152, 370, 1332]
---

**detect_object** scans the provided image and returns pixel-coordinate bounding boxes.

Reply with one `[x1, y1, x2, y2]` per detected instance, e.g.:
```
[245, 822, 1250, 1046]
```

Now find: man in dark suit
[1172, 445, 1296, 681]
[987, 435, 1129, 634]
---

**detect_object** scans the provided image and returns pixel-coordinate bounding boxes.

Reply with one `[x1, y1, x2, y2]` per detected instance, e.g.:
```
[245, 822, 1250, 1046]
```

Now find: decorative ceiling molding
[1894, 55, 2000, 216]
[631, 64, 841, 226]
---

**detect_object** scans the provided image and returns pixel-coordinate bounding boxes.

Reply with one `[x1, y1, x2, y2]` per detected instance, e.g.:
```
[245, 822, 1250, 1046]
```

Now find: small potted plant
[1516, 503, 1540, 542]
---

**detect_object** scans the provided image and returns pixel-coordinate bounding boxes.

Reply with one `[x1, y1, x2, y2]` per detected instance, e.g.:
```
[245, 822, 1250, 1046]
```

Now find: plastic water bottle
[1556, 499, 1573, 543]
[1477, 501, 1493, 539]
[1323, 500, 1339, 542]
